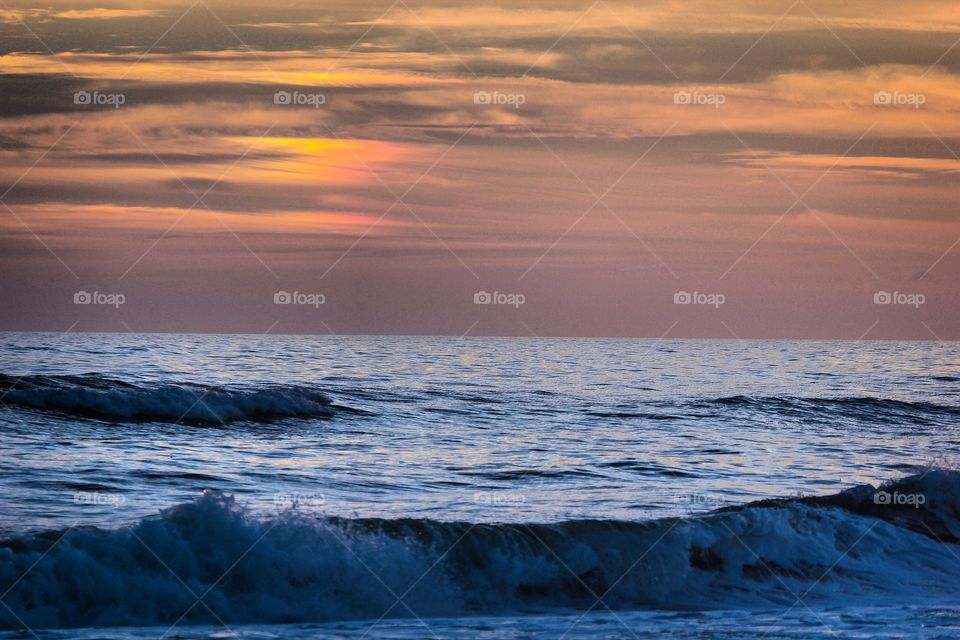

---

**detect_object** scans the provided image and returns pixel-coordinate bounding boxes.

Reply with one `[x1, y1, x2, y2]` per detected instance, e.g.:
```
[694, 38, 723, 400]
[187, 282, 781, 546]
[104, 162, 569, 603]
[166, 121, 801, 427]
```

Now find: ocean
[0, 333, 958, 639]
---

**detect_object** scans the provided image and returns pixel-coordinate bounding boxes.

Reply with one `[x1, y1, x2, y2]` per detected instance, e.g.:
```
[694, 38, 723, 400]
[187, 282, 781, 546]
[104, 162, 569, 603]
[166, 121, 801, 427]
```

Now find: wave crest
[1, 472, 958, 630]
[0, 374, 347, 424]
[701, 395, 959, 421]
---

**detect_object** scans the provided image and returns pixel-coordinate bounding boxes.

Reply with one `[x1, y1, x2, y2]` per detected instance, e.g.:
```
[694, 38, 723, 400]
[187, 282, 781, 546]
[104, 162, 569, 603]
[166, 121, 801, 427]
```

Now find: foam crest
[1, 472, 958, 630]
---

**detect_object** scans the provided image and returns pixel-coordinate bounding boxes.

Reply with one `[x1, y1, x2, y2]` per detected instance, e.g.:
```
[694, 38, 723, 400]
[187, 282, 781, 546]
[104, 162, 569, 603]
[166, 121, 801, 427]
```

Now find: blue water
[1, 333, 959, 638]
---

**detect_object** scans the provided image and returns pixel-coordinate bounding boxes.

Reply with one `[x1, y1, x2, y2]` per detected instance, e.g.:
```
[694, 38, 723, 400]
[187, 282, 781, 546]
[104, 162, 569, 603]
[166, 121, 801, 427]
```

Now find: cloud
[52, 9, 162, 19]
[1, 0, 959, 336]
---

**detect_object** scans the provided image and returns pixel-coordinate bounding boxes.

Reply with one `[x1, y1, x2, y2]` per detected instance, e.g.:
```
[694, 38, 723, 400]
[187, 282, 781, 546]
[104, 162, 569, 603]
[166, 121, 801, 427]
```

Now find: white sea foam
[1, 472, 958, 630]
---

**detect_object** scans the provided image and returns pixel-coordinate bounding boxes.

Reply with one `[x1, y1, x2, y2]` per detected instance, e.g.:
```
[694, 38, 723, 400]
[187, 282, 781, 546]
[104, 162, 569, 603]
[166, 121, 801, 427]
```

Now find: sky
[0, 0, 958, 338]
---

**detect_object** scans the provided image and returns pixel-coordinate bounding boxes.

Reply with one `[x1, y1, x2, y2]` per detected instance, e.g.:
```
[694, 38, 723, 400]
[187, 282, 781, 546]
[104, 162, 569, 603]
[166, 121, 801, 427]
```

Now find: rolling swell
[0, 374, 351, 424]
[3, 373, 955, 426]
[700, 395, 960, 421]
[1, 472, 958, 630]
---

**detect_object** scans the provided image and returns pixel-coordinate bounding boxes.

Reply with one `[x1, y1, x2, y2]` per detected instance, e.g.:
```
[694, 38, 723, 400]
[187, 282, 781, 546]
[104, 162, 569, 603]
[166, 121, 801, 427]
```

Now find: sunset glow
[1, 0, 958, 337]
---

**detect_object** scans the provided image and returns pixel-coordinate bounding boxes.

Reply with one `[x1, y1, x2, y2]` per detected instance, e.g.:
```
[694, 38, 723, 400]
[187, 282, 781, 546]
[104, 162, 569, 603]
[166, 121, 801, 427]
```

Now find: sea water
[1, 333, 958, 638]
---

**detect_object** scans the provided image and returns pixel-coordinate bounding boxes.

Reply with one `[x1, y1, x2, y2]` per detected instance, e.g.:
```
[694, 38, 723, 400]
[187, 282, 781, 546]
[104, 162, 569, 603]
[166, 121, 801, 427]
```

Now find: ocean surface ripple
[1, 333, 958, 638]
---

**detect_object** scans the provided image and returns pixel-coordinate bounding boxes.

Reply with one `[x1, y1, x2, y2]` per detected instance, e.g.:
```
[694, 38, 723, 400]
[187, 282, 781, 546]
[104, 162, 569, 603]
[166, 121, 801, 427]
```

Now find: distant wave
[699, 395, 960, 419]
[1, 472, 958, 630]
[0, 374, 353, 424]
[4, 373, 955, 427]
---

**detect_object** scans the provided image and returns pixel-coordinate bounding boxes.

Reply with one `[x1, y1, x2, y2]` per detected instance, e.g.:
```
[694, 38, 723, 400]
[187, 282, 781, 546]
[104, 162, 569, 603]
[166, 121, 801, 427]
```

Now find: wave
[700, 395, 960, 420]
[4, 373, 955, 427]
[1, 472, 958, 630]
[0, 374, 352, 424]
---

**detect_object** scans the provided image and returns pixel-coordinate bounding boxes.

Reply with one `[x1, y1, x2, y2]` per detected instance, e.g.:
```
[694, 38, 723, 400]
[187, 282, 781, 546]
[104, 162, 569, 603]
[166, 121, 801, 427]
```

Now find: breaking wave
[1, 472, 958, 630]
[0, 374, 350, 424]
